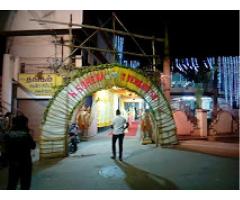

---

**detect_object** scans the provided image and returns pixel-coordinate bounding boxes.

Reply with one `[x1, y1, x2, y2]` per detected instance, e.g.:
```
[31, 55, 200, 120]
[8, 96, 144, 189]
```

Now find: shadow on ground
[33, 157, 63, 174]
[0, 157, 63, 189]
[114, 160, 178, 190]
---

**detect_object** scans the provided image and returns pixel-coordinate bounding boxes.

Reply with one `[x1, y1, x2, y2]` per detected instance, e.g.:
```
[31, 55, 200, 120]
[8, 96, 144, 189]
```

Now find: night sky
[0, 10, 239, 66]
[84, 10, 239, 58]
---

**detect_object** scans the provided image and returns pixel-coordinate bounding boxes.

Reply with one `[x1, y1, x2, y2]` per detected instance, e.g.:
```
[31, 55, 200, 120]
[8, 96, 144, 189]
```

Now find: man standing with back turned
[111, 109, 129, 161]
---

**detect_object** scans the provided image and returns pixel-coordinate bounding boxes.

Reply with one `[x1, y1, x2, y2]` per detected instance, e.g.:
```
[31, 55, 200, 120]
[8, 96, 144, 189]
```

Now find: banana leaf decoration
[41, 64, 177, 158]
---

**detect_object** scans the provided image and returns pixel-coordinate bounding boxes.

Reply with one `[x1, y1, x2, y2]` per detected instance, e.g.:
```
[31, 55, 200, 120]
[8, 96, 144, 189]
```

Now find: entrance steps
[178, 134, 239, 144]
[177, 135, 207, 141]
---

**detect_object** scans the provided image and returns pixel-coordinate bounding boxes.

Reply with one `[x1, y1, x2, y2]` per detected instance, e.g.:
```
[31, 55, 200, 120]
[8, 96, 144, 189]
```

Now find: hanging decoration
[172, 56, 240, 109]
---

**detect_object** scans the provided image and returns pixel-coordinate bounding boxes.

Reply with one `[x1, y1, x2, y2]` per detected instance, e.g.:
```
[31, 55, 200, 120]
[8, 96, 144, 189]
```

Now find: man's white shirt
[112, 115, 127, 135]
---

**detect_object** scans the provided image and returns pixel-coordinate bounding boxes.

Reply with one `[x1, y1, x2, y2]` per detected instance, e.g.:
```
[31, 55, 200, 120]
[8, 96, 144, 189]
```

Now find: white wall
[5, 10, 83, 31]
[5, 10, 83, 72]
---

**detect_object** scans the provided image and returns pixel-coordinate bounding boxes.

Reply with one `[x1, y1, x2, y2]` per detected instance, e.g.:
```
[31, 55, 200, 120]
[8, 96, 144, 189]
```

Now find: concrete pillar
[163, 26, 171, 102]
[13, 56, 20, 81]
[196, 109, 208, 137]
[1, 54, 13, 113]
[163, 57, 171, 102]
[75, 55, 82, 68]
[63, 35, 72, 66]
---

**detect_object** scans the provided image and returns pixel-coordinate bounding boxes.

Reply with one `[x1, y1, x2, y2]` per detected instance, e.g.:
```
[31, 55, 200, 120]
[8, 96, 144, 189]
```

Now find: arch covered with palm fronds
[40, 64, 177, 158]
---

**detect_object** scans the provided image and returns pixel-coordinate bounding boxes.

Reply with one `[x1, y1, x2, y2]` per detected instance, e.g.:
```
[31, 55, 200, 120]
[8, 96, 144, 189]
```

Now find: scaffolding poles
[30, 18, 164, 43]
[112, 13, 148, 57]
[152, 37, 156, 71]
[29, 17, 164, 69]
[62, 16, 112, 65]
[60, 44, 159, 58]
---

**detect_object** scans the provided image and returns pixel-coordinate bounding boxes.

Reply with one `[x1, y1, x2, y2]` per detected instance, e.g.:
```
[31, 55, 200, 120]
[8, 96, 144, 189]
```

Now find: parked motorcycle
[68, 123, 80, 154]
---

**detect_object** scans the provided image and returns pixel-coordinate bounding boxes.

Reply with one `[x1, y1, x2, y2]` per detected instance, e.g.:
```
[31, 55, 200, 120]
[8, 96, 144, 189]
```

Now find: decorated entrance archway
[40, 64, 177, 158]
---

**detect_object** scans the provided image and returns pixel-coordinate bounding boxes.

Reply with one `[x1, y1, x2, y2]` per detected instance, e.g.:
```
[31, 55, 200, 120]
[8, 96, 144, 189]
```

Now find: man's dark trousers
[112, 134, 124, 159]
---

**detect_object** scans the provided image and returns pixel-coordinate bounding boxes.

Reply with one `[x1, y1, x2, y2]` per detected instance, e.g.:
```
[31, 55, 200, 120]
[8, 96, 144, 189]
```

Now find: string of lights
[172, 56, 240, 109]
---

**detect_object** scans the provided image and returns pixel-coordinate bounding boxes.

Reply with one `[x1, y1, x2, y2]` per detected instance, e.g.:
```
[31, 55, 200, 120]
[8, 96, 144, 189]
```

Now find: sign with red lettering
[67, 67, 160, 102]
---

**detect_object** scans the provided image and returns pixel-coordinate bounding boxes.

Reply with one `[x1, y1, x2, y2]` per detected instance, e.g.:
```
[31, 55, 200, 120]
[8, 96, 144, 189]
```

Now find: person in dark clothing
[4, 113, 36, 190]
[0, 112, 13, 168]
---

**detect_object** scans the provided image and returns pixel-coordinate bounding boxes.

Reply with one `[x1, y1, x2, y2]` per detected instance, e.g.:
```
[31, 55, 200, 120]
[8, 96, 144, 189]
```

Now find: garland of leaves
[42, 63, 177, 147]
[43, 63, 163, 123]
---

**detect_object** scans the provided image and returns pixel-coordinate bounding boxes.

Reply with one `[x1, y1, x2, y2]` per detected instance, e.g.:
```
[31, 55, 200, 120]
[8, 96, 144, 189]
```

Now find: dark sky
[0, 10, 238, 64]
[84, 10, 239, 58]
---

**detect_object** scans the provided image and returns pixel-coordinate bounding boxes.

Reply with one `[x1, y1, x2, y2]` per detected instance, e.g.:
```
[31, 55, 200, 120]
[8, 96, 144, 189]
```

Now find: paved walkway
[0, 128, 239, 190]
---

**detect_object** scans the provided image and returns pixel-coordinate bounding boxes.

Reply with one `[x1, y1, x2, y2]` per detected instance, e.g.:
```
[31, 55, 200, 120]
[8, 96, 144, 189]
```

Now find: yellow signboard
[18, 73, 63, 96]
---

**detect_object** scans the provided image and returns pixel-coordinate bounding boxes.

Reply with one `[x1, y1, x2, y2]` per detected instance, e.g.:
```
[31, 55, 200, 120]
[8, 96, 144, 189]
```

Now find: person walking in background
[111, 109, 129, 161]
[4, 112, 36, 190]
